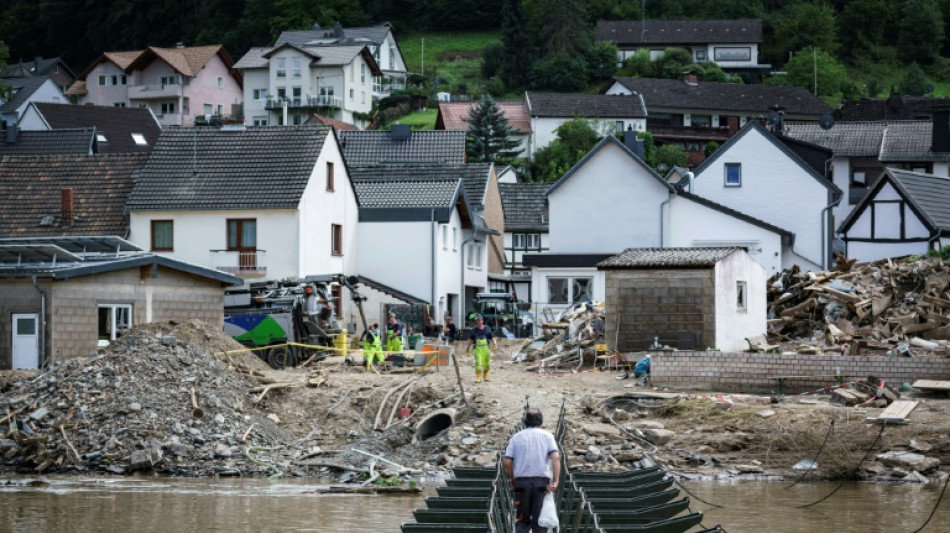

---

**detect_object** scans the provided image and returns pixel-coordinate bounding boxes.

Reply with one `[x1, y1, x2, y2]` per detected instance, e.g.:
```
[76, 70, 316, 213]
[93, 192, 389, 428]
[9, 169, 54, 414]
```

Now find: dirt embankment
[2, 322, 948, 483]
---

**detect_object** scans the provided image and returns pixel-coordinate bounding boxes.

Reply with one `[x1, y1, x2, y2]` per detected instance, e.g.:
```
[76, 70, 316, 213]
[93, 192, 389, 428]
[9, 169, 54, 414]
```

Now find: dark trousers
[513, 476, 549, 533]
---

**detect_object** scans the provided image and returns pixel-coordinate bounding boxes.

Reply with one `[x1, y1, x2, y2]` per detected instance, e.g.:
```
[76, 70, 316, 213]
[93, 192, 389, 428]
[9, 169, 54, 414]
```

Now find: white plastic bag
[537, 492, 559, 528]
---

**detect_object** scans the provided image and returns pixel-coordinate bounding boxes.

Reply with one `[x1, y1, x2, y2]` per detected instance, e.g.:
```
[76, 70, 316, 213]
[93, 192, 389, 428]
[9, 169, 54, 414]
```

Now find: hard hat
[473, 314, 483, 320]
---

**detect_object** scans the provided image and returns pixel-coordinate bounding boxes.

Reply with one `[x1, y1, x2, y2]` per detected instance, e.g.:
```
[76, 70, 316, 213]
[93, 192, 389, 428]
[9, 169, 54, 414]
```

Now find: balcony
[128, 83, 182, 100]
[210, 249, 267, 277]
[647, 124, 733, 141]
[264, 95, 342, 110]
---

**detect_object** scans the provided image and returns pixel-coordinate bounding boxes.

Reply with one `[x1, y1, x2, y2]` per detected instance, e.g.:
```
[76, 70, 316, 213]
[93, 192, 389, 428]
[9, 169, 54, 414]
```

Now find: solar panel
[0, 244, 83, 265]
[0, 236, 141, 254]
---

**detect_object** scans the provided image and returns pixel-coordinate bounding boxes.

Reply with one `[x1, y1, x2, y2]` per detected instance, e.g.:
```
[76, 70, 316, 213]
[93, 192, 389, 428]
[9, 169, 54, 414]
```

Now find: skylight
[96, 134, 108, 143]
[131, 133, 147, 146]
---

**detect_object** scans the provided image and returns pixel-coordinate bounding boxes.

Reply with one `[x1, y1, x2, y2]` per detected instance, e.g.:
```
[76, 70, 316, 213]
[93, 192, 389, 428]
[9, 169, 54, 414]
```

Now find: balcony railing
[210, 249, 267, 277]
[647, 124, 733, 140]
[128, 84, 182, 99]
[264, 95, 342, 110]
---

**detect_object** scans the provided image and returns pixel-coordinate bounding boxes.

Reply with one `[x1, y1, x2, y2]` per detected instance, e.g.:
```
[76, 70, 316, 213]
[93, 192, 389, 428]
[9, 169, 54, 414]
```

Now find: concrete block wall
[651, 350, 950, 393]
[607, 269, 714, 351]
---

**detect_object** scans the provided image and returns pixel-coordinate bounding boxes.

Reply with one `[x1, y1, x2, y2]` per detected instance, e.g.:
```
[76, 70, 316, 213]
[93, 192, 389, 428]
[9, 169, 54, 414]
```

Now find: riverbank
[2, 320, 948, 484]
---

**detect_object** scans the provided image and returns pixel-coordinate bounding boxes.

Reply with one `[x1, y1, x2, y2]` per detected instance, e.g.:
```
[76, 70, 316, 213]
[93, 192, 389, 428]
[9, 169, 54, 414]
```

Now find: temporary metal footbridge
[401, 402, 723, 533]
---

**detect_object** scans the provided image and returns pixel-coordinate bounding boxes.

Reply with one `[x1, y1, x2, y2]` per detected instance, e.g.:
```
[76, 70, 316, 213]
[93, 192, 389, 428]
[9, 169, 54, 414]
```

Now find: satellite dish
[819, 113, 835, 130]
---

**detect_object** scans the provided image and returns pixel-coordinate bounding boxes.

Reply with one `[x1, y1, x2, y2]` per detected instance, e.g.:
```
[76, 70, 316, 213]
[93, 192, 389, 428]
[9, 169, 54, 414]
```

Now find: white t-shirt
[504, 427, 558, 479]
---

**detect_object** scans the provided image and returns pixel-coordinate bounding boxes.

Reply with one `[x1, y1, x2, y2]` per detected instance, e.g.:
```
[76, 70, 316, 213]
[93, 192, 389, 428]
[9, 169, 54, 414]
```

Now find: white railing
[209, 249, 267, 277]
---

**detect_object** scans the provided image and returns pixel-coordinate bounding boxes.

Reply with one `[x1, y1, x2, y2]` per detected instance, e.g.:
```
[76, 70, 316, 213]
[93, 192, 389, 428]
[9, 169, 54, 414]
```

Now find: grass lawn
[400, 31, 500, 93]
[390, 108, 438, 130]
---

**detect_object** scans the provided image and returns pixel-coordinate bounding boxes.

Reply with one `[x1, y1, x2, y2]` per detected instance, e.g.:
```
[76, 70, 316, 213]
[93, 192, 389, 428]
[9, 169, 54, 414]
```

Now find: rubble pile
[513, 302, 607, 369]
[0, 320, 293, 477]
[767, 255, 950, 354]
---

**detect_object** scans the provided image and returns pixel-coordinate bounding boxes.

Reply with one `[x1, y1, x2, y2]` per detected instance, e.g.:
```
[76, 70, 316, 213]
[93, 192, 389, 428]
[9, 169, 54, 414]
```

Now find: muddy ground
[2, 322, 948, 483]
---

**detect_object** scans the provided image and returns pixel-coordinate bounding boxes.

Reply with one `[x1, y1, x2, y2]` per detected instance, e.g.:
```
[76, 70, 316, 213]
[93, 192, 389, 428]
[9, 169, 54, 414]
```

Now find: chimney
[683, 73, 699, 86]
[932, 110, 950, 153]
[175, 42, 185, 48]
[61, 188, 74, 226]
[333, 22, 344, 38]
[727, 116, 739, 134]
[312, 22, 322, 30]
[33, 56, 42, 72]
[390, 124, 412, 140]
[6, 125, 17, 144]
[623, 131, 644, 159]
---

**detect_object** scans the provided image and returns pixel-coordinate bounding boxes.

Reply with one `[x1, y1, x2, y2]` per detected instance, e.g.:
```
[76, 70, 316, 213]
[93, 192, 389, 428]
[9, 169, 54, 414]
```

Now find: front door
[12, 313, 39, 369]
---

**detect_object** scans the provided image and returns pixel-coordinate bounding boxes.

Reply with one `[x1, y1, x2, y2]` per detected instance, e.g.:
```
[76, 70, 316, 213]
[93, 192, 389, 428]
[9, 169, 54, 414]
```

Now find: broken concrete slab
[876, 451, 940, 472]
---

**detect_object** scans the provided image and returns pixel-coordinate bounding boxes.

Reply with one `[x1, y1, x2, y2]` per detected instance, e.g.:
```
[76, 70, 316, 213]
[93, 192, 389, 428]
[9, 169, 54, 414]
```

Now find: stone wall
[606, 269, 714, 351]
[650, 350, 950, 393]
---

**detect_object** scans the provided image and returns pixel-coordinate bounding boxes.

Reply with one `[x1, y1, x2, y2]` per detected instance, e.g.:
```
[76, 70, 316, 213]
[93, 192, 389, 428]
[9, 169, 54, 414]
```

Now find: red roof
[436, 100, 532, 133]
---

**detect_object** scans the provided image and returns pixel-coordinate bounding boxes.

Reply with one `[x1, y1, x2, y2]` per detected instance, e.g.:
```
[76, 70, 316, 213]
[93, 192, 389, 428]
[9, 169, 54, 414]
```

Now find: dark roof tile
[598, 247, 741, 268]
[30, 102, 161, 154]
[596, 19, 762, 45]
[340, 130, 466, 166]
[499, 182, 550, 232]
[527, 92, 647, 118]
[0, 129, 95, 156]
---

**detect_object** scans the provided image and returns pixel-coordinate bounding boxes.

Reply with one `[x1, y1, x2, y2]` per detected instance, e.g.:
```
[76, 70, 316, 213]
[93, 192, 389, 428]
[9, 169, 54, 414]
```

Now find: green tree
[837, 0, 892, 60]
[898, 0, 945, 64]
[620, 49, 655, 78]
[465, 95, 521, 163]
[585, 41, 618, 83]
[771, 1, 839, 59]
[268, 0, 367, 34]
[653, 48, 694, 79]
[653, 144, 688, 174]
[0, 41, 9, 102]
[529, 118, 602, 182]
[530, 53, 589, 91]
[899, 62, 931, 96]
[782, 47, 850, 100]
[498, 0, 533, 90]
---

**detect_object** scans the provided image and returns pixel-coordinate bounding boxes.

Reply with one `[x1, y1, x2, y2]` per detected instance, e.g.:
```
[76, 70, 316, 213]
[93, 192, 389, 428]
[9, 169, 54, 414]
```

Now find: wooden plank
[922, 294, 950, 309]
[877, 400, 918, 421]
[912, 379, 950, 391]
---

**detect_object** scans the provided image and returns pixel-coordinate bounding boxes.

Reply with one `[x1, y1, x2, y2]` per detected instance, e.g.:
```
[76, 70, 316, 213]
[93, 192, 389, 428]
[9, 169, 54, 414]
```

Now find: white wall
[529, 267, 605, 317]
[830, 157, 852, 224]
[842, 181, 934, 262]
[297, 133, 359, 278]
[242, 69, 269, 125]
[358, 220, 432, 301]
[713, 251, 767, 351]
[693, 127, 831, 271]
[3, 79, 67, 125]
[548, 141, 667, 253]
[668, 196, 785, 275]
[934, 162, 950, 176]
[129, 208, 301, 280]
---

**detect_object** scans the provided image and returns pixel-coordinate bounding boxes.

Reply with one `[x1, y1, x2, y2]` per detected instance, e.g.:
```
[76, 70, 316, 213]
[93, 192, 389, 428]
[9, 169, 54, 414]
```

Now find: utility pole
[421, 37, 425, 77]
[813, 46, 818, 96]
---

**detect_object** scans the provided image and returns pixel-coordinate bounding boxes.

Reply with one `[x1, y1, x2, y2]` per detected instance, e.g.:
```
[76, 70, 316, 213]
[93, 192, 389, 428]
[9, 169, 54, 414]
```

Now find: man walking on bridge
[503, 408, 560, 533]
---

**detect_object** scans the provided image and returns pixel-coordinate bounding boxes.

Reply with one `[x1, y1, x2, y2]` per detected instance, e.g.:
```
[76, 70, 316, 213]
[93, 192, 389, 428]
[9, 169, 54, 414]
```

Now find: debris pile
[767, 255, 950, 354]
[512, 302, 607, 369]
[1, 320, 294, 476]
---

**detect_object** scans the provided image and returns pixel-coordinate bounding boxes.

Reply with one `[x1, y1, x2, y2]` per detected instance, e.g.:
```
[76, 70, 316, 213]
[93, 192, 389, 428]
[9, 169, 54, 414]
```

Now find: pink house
[66, 45, 243, 126]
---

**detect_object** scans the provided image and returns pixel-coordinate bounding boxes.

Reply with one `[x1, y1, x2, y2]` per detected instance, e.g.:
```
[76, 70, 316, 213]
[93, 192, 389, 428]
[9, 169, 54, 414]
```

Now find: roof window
[131, 133, 147, 146]
[96, 134, 108, 143]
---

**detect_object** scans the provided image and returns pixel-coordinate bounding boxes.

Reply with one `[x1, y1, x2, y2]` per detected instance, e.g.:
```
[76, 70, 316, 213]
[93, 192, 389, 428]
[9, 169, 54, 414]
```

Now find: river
[0, 476, 947, 532]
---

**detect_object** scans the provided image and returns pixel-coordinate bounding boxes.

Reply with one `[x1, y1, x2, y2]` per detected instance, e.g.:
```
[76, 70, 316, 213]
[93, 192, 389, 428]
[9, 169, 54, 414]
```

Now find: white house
[275, 22, 409, 100]
[127, 124, 359, 290]
[0, 76, 68, 127]
[235, 43, 380, 128]
[524, 135, 791, 317]
[525, 92, 647, 156]
[499, 182, 551, 302]
[838, 168, 950, 261]
[786, 114, 950, 224]
[595, 19, 769, 75]
[599, 247, 767, 351]
[350, 166, 492, 324]
[691, 121, 841, 271]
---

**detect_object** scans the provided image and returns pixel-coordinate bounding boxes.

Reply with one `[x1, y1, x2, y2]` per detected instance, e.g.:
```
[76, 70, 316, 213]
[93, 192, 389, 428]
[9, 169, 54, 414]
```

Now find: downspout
[431, 209, 437, 317]
[659, 189, 677, 247]
[820, 197, 841, 269]
[30, 276, 47, 368]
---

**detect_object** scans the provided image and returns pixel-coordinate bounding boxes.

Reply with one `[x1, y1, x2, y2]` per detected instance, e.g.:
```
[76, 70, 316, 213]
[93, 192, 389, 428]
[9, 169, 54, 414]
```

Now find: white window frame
[217, 77, 223, 88]
[253, 116, 268, 126]
[98, 75, 106, 86]
[527, 234, 540, 249]
[275, 57, 287, 78]
[547, 276, 593, 304]
[159, 75, 177, 86]
[361, 63, 366, 84]
[160, 102, 176, 115]
[131, 133, 147, 146]
[291, 57, 302, 79]
[98, 304, 132, 345]
[724, 163, 741, 187]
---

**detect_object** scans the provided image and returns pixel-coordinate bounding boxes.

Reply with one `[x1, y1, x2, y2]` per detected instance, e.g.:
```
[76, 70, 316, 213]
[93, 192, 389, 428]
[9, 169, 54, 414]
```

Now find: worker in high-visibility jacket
[386, 313, 405, 355]
[466, 314, 498, 383]
[362, 323, 384, 371]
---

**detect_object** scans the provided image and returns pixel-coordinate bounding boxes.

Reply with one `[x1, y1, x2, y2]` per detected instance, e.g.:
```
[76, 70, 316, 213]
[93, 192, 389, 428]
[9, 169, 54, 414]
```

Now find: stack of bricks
[650, 350, 950, 393]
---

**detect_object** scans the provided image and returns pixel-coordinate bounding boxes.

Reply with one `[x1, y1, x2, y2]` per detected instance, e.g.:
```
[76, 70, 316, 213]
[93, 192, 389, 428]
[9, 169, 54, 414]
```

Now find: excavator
[223, 274, 368, 369]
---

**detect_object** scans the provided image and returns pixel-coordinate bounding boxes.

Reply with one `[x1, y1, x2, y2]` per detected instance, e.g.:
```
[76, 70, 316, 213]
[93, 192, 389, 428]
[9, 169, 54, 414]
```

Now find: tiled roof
[340, 130, 466, 166]
[499, 182, 550, 232]
[127, 125, 330, 211]
[597, 247, 741, 269]
[349, 163, 492, 209]
[0, 154, 148, 237]
[30, 102, 161, 154]
[353, 177, 460, 208]
[235, 45, 377, 73]
[128, 45, 229, 77]
[596, 19, 762, 45]
[0, 129, 96, 156]
[308, 113, 358, 131]
[277, 25, 392, 47]
[784, 121, 884, 157]
[837, 94, 950, 121]
[889, 169, 950, 231]
[104, 51, 142, 70]
[786, 120, 950, 161]
[527, 92, 647, 118]
[233, 47, 270, 69]
[609, 77, 830, 116]
[436, 100, 532, 133]
[0, 76, 53, 114]
[65, 80, 86, 96]
[1, 57, 74, 78]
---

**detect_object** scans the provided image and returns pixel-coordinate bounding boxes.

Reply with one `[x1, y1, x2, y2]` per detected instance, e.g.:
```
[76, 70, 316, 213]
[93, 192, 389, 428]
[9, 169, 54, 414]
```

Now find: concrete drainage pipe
[415, 408, 456, 441]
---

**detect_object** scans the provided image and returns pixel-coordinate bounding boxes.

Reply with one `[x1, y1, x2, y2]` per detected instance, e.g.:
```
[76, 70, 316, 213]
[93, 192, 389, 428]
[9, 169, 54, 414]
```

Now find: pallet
[867, 400, 918, 424]
[912, 379, 950, 396]
[831, 388, 869, 406]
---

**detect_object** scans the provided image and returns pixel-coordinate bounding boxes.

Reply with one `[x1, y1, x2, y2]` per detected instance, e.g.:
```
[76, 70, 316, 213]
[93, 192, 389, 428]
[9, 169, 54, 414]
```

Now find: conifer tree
[499, 0, 532, 90]
[465, 95, 521, 163]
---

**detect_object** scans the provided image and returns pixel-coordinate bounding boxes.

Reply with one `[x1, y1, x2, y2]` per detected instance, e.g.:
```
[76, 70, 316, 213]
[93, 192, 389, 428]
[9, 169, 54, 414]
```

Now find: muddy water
[1, 477, 947, 532]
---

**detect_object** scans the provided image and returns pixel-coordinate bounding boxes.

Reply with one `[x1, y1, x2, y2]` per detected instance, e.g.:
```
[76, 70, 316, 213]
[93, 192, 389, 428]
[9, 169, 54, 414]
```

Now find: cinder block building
[0, 236, 240, 370]
[598, 247, 766, 352]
